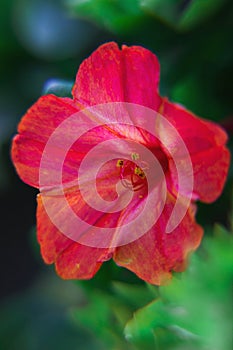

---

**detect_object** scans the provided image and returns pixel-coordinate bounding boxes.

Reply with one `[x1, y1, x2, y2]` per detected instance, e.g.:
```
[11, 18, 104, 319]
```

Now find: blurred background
[0, 0, 232, 349]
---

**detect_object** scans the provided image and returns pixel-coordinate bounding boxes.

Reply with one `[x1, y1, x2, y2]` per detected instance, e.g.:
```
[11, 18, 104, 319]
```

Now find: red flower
[11, 42, 230, 285]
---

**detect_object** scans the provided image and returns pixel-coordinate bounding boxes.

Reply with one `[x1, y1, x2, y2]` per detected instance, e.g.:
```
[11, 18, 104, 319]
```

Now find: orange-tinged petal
[37, 194, 112, 279]
[190, 146, 230, 202]
[55, 244, 109, 280]
[17, 95, 78, 141]
[161, 99, 230, 202]
[11, 95, 78, 188]
[12, 136, 44, 188]
[37, 194, 72, 264]
[161, 98, 228, 152]
[113, 193, 203, 285]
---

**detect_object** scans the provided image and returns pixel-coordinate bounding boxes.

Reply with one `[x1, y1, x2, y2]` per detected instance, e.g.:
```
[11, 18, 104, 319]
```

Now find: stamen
[116, 157, 147, 192]
[130, 173, 146, 191]
[116, 159, 124, 167]
[131, 152, 140, 161]
[121, 178, 134, 190]
[134, 166, 146, 179]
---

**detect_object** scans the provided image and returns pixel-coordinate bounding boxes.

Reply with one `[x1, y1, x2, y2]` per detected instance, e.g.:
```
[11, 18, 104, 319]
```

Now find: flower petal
[161, 99, 230, 202]
[121, 44, 161, 109]
[11, 95, 78, 188]
[55, 244, 109, 280]
[113, 193, 203, 285]
[162, 99, 228, 150]
[37, 194, 111, 279]
[189, 146, 230, 202]
[72, 42, 161, 109]
[37, 194, 73, 264]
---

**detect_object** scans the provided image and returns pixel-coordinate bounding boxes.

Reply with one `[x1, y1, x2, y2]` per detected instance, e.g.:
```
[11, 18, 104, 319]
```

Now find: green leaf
[229, 187, 233, 231]
[67, 0, 230, 35]
[112, 281, 157, 309]
[71, 290, 134, 349]
[143, 0, 232, 34]
[178, 0, 228, 30]
[124, 299, 169, 345]
[124, 228, 233, 349]
[67, 0, 142, 34]
[140, 0, 183, 24]
[161, 227, 233, 350]
[170, 74, 224, 121]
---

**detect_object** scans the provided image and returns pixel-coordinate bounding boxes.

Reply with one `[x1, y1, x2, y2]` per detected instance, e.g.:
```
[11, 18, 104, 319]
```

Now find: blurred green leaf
[67, 0, 143, 34]
[230, 186, 233, 231]
[125, 299, 169, 347]
[170, 74, 224, 121]
[138, 0, 228, 31]
[112, 281, 157, 309]
[140, 0, 183, 24]
[124, 227, 233, 350]
[178, 0, 228, 30]
[67, 0, 230, 34]
[71, 291, 134, 349]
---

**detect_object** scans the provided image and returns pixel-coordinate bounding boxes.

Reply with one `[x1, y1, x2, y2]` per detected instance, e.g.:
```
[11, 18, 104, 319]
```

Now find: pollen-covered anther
[116, 159, 124, 167]
[131, 152, 140, 161]
[134, 166, 146, 179]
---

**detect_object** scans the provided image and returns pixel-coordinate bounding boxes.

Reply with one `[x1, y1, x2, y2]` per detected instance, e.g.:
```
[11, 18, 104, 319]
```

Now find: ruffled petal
[113, 193, 203, 285]
[189, 146, 230, 202]
[37, 194, 73, 264]
[121, 44, 161, 109]
[37, 194, 111, 279]
[11, 95, 78, 188]
[161, 99, 230, 202]
[72, 42, 161, 110]
[55, 244, 109, 280]
[162, 99, 228, 150]
[17, 95, 78, 142]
